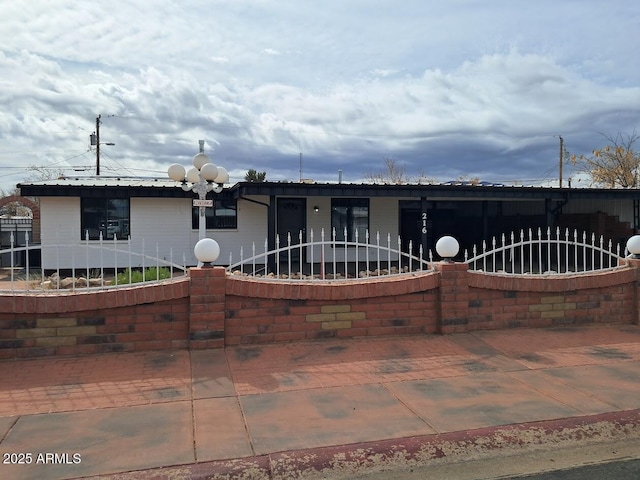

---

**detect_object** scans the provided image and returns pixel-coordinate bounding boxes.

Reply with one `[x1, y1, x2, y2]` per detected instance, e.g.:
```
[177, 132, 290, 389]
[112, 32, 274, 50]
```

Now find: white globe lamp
[186, 166, 201, 184]
[214, 166, 229, 185]
[193, 152, 210, 170]
[194, 238, 220, 266]
[200, 162, 219, 181]
[436, 235, 460, 261]
[626, 235, 640, 258]
[167, 164, 186, 182]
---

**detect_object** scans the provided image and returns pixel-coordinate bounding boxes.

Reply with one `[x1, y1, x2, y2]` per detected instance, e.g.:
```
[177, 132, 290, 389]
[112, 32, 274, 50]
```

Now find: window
[331, 198, 369, 242]
[191, 199, 237, 229]
[81, 198, 130, 240]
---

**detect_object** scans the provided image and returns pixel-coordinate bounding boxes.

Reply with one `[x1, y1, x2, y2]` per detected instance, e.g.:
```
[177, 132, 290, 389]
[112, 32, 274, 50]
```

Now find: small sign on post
[193, 199, 214, 207]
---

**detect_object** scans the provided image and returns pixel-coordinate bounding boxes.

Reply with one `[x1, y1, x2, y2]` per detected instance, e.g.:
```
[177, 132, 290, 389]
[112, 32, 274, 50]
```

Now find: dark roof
[17, 177, 232, 199]
[230, 181, 640, 201]
[17, 177, 640, 201]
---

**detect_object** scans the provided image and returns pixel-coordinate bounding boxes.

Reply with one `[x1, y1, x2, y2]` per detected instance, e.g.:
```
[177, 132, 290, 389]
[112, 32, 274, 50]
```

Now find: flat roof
[17, 177, 640, 201]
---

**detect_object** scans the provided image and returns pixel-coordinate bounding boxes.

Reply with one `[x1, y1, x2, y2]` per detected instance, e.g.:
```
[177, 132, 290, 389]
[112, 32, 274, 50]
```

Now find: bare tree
[415, 169, 438, 184]
[570, 132, 640, 188]
[365, 158, 410, 184]
[27, 164, 67, 182]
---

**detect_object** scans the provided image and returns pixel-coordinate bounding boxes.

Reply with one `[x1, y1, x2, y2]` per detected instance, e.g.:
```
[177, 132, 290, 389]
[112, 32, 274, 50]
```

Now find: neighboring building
[0, 216, 33, 267]
[0, 216, 32, 247]
[17, 177, 640, 269]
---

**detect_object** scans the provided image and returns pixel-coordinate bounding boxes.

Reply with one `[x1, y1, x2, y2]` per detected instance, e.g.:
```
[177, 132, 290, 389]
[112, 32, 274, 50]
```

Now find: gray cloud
[0, 1, 638, 191]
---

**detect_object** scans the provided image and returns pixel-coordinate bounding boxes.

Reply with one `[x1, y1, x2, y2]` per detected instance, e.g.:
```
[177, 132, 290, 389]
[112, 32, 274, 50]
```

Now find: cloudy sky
[1, 0, 638, 192]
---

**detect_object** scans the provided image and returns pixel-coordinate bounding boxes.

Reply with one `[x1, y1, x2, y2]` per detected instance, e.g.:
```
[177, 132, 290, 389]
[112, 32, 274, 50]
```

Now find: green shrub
[116, 266, 172, 285]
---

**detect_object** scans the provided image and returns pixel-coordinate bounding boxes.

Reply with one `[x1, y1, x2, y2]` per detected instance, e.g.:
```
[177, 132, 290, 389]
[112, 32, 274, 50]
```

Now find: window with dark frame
[191, 199, 238, 229]
[331, 198, 369, 243]
[81, 198, 130, 240]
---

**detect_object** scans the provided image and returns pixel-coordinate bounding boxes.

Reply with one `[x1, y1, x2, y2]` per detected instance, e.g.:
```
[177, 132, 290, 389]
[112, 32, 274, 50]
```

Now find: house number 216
[422, 212, 427, 234]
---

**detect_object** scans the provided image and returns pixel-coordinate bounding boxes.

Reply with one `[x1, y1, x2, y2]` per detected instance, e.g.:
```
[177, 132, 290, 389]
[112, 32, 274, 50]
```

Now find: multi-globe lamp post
[167, 140, 228, 265]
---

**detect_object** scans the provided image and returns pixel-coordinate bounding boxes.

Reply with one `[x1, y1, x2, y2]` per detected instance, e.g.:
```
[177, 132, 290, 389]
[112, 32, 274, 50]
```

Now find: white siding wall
[38, 196, 268, 269]
[216, 197, 267, 265]
[131, 197, 267, 267]
[40, 197, 82, 269]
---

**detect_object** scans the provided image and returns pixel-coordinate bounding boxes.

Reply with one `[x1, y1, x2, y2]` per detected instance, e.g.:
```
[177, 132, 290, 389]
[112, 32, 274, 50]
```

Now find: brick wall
[466, 266, 638, 330]
[224, 272, 440, 345]
[0, 280, 190, 359]
[1, 261, 639, 358]
[189, 267, 226, 349]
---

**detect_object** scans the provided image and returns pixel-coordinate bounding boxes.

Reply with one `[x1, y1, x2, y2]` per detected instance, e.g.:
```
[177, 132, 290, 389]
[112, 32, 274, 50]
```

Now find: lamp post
[167, 140, 229, 241]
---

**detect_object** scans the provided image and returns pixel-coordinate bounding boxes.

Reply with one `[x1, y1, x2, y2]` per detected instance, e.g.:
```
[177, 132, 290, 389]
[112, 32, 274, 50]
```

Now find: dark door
[400, 199, 431, 258]
[277, 198, 306, 261]
[400, 206, 421, 256]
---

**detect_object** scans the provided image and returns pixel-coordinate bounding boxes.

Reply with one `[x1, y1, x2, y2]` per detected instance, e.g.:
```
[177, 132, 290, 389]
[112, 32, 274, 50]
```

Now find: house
[16, 177, 640, 270]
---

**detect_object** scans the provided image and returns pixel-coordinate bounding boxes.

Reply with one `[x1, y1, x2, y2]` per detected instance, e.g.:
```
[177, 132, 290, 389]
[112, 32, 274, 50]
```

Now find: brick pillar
[434, 262, 470, 334]
[627, 258, 640, 325]
[189, 266, 226, 348]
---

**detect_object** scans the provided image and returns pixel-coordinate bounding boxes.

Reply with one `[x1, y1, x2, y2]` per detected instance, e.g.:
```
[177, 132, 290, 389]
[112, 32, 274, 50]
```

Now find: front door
[400, 200, 429, 257]
[277, 198, 306, 262]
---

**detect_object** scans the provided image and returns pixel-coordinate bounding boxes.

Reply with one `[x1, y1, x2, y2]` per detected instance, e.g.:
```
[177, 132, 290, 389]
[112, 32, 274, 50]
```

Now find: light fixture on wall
[313, 206, 319, 213]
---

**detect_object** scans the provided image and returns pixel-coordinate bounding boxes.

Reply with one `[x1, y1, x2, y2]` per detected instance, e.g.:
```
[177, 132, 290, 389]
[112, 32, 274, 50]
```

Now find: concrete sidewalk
[1, 325, 640, 480]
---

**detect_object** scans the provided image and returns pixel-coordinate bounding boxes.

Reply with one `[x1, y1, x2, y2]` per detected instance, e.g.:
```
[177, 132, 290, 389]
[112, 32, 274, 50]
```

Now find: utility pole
[89, 114, 114, 176]
[96, 114, 101, 175]
[559, 135, 564, 188]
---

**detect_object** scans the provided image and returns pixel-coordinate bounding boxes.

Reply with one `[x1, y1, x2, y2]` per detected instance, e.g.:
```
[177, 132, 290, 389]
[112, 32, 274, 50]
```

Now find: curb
[84, 409, 640, 480]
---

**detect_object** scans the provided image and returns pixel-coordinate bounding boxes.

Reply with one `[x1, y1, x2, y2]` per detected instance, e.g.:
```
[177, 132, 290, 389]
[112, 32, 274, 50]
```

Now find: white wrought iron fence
[0, 231, 188, 292]
[227, 228, 434, 280]
[465, 227, 627, 275]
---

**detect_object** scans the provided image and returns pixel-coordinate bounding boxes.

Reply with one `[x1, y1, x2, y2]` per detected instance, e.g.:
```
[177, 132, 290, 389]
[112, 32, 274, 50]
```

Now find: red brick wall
[224, 272, 440, 345]
[467, 267, 638, 330]
[1, 262, 639, 358]
[189, 267, 226, 349]
[0, 279, 190, 359]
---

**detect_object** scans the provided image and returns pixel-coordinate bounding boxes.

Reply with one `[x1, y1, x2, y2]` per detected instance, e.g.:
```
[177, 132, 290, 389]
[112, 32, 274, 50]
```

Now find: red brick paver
[0, 350, 191, 417]
[0, 325, 639, 480]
